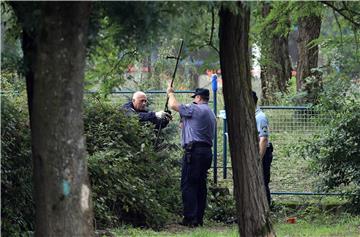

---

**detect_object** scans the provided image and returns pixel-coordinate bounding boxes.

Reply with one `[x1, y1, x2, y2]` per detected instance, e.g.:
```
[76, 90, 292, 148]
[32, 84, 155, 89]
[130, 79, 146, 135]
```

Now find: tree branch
[208, 6, 215, 46]
[102, 49, 137, 84]
[333, 9, 343, 44]
[341, 1, 360, 17]
[197, 6, 220, 55]
[321, 1, 360, 28]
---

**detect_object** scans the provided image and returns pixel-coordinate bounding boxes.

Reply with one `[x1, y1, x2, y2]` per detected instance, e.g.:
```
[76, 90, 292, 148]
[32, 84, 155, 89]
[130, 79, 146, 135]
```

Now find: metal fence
[95, 91, 324, 176]
[218, 106, 324, 178]
[86, 91, 352, 198]
[5, 89, 336, 197]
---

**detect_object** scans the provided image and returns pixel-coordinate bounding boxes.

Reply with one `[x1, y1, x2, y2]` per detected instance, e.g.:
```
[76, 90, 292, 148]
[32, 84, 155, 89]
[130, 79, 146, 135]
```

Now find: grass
[112, 224, 238, 237]
[274, 215, 360, 237]
[111, 214, 360, 237]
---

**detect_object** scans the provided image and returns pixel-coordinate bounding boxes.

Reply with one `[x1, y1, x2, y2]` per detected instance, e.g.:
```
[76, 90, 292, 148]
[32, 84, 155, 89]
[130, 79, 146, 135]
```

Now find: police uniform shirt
[178, 103, 216, 147]
[255, 106, 270, 146]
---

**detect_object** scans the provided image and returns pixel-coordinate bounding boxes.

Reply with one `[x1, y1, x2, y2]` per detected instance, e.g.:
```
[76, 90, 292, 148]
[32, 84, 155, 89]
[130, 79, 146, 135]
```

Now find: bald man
[122, 91, 172, 129]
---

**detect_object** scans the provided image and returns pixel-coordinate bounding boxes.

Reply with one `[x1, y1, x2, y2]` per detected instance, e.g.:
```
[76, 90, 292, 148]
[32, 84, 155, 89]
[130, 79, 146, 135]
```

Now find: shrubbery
[1, 96, 34, 235]
[1, 95, 182, 234]
[84, 98, 182, 229]
[301, 78, 360, 212]
[206, 186, 236, 223]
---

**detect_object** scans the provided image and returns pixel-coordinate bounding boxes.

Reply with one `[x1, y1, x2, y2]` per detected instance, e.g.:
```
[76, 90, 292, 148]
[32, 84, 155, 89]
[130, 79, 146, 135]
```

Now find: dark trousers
[181, 146, 212, 224]
[262, 143, 273, 205]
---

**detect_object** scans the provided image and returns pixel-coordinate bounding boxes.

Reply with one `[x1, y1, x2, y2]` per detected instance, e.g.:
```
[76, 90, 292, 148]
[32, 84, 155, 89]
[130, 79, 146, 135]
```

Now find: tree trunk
[219, 3, 275, 237]
[260, 2, 292, 105]
[13, 2, 94, 236]
[296, 10, 322, 103]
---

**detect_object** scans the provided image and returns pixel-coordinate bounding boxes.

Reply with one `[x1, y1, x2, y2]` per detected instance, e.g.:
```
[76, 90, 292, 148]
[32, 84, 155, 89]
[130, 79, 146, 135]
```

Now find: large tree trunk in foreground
[13, 2, 94, 236]
[219, 3, 274, 237]
[260, 2, 292, 105]
[296, 6, 322, 103]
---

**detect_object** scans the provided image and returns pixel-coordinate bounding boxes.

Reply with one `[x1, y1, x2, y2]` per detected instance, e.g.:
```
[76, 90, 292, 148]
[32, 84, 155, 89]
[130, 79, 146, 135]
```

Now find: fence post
[218, 109, 228, 179]
[223, 112, 227, 179]
[211, 74, 218, 184]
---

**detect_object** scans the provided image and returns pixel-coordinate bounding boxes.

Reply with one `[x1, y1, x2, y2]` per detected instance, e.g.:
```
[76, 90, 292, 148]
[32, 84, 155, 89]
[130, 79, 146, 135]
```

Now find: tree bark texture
[296, 12, 322, 103]
[21, 2, 94, 236]
[260, 2, 292, 105]
[219, 3, 274, 237]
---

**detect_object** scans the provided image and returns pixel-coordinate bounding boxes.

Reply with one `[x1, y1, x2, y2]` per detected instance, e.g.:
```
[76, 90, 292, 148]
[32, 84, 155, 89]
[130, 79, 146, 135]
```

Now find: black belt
[184, 141, 211, 150]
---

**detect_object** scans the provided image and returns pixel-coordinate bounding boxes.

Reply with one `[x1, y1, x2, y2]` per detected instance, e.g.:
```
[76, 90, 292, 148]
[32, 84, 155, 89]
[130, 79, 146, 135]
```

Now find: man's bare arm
[167, 87, 180, 112]
[259, 136, 268, 160]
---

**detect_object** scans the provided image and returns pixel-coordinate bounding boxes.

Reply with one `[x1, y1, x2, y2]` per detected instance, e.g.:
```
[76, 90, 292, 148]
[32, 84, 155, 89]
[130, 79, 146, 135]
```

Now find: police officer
[167, 86, 216, 227]
[122, 91, 171, 129]
[253, 91, 273, 205]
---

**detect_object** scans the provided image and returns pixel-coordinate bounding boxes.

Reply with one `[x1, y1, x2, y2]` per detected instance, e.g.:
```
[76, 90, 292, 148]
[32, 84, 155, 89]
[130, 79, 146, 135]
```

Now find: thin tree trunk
[219, 2, 275, 237]
[10, 2, 38, 123]
[13, 2, 94, 236]
[189, 56, 199, 89]
[296, 10, 322, 103]
[260, 2, 292, 105]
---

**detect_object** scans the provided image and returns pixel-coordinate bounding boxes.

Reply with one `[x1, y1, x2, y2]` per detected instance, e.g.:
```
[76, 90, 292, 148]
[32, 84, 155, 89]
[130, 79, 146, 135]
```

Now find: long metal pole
[223, 114, 227, 179]
[211, 74, 218, 184]
[155, 40, 184, 147]
[164, 39, 184, 112]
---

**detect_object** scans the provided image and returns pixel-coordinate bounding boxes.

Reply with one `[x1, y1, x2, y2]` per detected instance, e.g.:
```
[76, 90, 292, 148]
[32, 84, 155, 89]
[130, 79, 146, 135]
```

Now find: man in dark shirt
[122, 91, 171, 129]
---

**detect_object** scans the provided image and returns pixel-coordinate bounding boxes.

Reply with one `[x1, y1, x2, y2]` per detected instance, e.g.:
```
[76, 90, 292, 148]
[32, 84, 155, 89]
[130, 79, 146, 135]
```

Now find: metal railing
[219, 106, 324, 178]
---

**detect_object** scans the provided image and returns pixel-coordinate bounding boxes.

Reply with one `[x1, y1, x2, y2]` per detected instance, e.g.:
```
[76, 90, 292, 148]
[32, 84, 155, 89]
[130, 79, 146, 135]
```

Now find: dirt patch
[163, 223, 234, 234]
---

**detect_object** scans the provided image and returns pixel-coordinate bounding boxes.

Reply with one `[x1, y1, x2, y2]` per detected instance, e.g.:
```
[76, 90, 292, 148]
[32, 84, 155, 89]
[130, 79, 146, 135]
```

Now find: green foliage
[134, 2, 221, 91]
[1, 96, 34, 235]
[300, 78, 360, 212]
[84, 98, 182, 229]
[85, 16, 139, 95]
[252, 2, 292, 38]
[1, 3, 25, 91]
[263, 2, 360, 106]
[206, 186, 236, 223]
[84, 2, 222, 94]
[290, 1, 323, 20]
[101, 2, 172, 50]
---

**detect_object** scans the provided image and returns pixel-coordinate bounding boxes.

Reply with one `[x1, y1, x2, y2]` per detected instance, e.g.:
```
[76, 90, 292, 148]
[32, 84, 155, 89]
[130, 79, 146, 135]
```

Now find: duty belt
[184, 141, 211, 150]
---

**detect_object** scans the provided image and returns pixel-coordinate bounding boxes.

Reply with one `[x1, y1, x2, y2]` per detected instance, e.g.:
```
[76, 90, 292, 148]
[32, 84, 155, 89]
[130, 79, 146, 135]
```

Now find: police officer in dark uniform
[122, 91, 171, 129]
[167, 86, 216, 227]
[253, 91, 273, 205]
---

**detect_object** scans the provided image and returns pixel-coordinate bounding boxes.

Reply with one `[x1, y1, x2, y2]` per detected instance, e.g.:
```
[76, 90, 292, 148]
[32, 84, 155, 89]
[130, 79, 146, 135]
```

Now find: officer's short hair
[252, 91, 258, 104]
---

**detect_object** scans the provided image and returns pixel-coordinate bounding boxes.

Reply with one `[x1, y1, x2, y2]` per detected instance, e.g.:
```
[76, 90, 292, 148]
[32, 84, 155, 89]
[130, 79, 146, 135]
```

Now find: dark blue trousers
[181, 146, 212, 224]
[262, 143, 273, 205]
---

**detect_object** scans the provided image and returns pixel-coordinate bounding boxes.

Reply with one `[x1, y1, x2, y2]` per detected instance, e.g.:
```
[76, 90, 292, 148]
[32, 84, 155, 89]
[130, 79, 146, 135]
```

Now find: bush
[1, 95, 182, 234]
[1, 96, 34, 235]
[301, 78, 360, 212]
[84, 99, 182, 229]
[206, 186, 236, 223]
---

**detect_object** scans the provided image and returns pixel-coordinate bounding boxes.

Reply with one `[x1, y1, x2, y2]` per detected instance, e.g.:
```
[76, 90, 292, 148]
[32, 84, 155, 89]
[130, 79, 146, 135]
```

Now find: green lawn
[111, 215, 360, 237]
